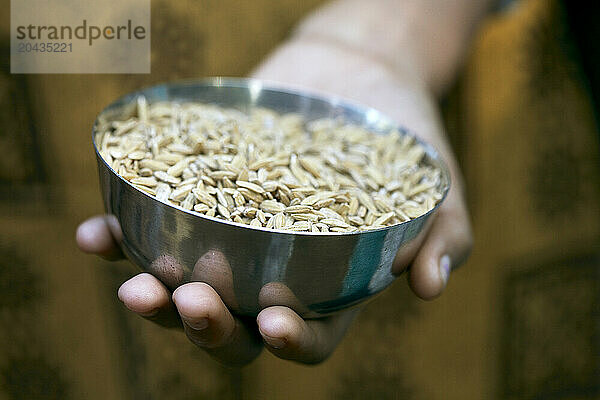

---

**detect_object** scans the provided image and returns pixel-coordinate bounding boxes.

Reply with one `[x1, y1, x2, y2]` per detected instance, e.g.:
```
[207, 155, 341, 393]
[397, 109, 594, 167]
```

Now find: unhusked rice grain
[95, 97, 445, 232]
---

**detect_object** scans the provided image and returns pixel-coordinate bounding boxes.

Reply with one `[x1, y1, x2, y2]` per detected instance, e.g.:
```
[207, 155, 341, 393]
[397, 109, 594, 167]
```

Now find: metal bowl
[92, 78, 450, 317]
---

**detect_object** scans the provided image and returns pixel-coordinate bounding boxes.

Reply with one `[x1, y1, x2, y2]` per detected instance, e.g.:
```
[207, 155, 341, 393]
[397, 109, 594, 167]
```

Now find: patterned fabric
[1, 0, 598, 398]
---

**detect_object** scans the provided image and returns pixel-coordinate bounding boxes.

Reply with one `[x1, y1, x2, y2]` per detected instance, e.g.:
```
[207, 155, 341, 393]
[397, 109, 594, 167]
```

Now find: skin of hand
[77, 0, 494, 366]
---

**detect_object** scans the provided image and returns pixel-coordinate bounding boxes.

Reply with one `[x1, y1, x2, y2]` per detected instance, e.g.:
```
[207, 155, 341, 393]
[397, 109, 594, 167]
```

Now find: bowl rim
[92, 77, 451, 236]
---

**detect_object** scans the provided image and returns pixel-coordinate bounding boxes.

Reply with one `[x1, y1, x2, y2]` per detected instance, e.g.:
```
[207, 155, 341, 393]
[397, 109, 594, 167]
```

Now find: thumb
[408, 189, 472, 300]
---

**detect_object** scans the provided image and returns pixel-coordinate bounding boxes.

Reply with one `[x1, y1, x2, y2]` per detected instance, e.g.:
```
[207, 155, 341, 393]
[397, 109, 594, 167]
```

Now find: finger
[408, 190, 473, 300]
[257, 306, 358, 364]
[172, 283, 262, 366]
[76, 215, 124, 260]
[118, 273, 181, 328]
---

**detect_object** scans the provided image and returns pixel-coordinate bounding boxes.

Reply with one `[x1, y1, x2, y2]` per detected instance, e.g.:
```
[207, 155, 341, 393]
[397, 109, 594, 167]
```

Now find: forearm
[255, 0, 494, 96]
[253, 0, 494, 190]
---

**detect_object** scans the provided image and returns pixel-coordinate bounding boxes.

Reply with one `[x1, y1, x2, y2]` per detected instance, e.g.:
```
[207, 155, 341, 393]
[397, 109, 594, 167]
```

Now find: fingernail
[439, 254, 451, 285]
[183, 317, 209, 330]
[262, 335, 286, 349]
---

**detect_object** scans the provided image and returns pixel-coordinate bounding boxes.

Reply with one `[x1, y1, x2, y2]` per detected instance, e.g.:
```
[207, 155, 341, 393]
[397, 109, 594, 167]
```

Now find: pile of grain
[95, 97, 443, 233]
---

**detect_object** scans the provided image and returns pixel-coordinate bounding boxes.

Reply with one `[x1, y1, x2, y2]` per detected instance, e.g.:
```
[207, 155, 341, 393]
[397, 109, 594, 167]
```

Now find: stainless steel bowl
[92, 78, 450, 317]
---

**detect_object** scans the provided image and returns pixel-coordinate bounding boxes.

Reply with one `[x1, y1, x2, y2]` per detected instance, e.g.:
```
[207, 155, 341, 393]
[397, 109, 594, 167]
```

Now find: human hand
[77, 215, 359, 366]
[77, 161, 469, 367]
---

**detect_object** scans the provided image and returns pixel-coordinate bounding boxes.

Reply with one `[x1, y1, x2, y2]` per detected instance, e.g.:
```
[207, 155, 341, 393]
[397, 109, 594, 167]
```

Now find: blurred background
[1, 0, 599, 398]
